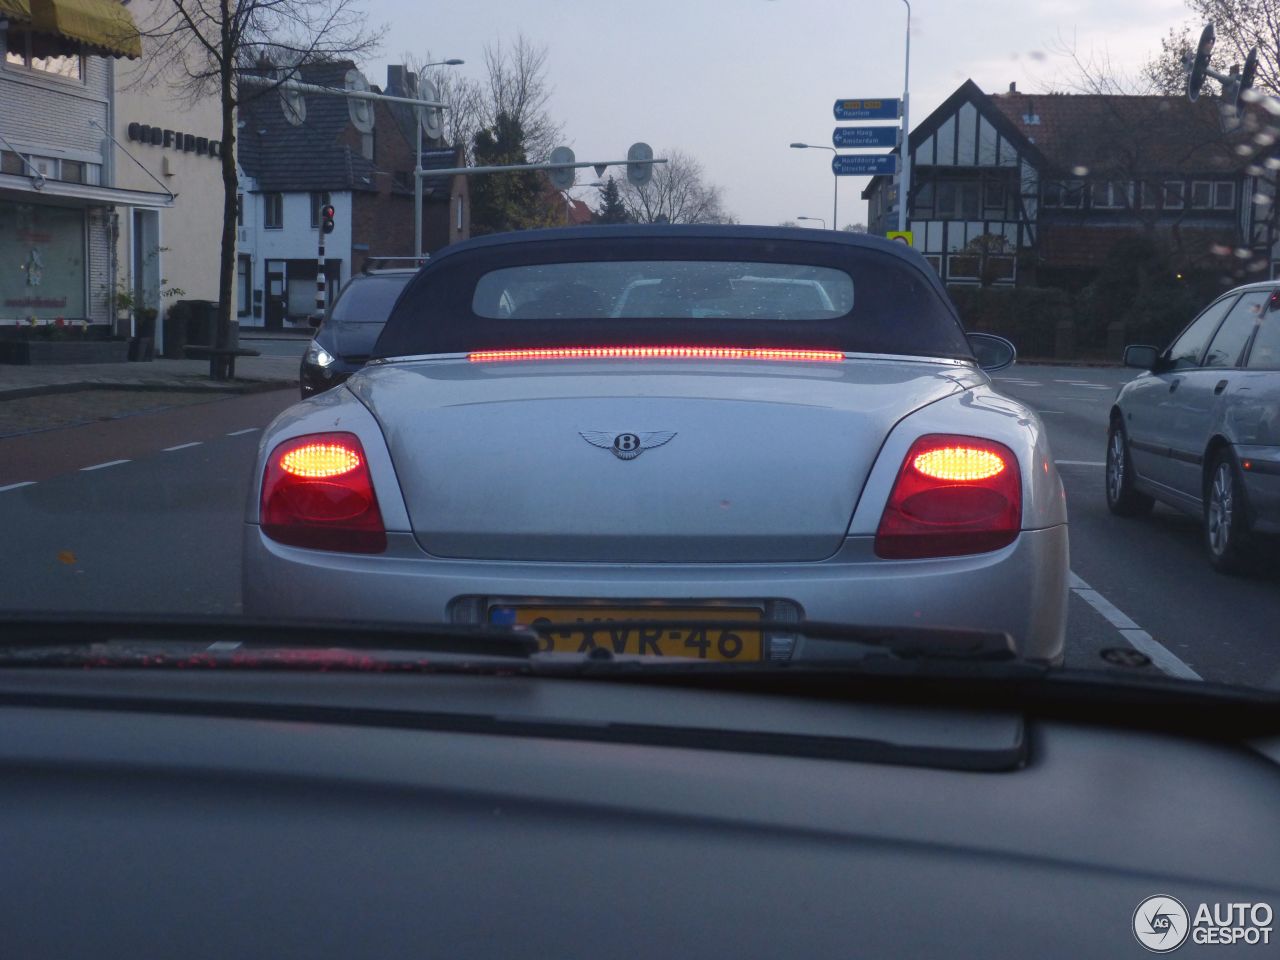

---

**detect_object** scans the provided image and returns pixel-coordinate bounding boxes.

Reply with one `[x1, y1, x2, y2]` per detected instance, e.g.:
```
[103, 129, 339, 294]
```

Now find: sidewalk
[0, 354, 299, 401]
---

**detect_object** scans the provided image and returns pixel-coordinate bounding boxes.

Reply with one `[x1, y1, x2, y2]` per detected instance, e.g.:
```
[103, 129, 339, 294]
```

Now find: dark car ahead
[300, 267, 418, 398]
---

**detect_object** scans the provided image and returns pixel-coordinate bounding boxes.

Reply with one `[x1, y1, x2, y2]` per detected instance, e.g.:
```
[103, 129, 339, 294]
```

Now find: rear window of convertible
[472, 261, 854, 320]
[373, 236, 970, 360]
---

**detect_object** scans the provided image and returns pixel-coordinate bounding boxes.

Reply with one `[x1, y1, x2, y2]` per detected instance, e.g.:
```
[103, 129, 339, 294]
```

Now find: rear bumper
[242, 524, 1069, 663]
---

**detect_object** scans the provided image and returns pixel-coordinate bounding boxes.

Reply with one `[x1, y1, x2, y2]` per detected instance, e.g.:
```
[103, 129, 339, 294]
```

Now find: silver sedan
[243, 226, 1068, 663]
[1108, 280, 1280, 572]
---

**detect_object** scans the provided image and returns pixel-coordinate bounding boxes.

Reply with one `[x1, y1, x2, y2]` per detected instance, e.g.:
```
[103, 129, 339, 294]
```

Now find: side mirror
[1123, 344, 1160, 369]
[967, 332, 1017, 372]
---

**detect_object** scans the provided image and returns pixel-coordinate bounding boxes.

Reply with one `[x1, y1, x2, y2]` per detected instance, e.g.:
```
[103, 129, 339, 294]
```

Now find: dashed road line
[1055, 460, 1105, 467]
[1069, 572, 1201, 680]
[0, 481, 35, 493]
[80, 459, 130, 472]
[163, 441, 203, 452]
[226, 428, 260, 437]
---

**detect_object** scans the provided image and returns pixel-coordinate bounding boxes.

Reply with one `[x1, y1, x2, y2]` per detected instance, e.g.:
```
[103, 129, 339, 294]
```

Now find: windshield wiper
[0, 614, 540, 662]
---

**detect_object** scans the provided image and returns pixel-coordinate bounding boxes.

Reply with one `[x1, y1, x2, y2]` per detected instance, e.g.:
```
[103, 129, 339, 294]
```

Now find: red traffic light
[321, 204, 336, 234]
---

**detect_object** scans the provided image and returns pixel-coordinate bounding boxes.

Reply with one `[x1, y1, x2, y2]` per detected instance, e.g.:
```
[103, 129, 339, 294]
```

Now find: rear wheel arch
[1201, 436, 1236, 500]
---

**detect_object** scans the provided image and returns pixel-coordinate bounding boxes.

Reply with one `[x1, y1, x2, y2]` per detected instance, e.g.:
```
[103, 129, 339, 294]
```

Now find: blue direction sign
[833, 98, 901, 121]
[832, 126, 899, 149]
[832, 154, 897, 177]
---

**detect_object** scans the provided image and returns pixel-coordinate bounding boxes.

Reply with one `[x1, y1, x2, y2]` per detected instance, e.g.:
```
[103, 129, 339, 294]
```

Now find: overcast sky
[362, 0, 1193, 227]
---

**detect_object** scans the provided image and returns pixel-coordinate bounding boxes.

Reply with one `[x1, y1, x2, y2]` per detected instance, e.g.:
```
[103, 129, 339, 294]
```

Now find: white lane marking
[1055, 460, 1105, 467]
[163, 441, 203, 452]
[1068, 571, 1202, 680]
[80, 459, 130, 472]
[0, 481, 36, 493]
[226, 428, 259, 437]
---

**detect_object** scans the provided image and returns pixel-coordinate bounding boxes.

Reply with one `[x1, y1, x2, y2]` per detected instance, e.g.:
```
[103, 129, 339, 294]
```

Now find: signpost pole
[898, 0, 911, 235]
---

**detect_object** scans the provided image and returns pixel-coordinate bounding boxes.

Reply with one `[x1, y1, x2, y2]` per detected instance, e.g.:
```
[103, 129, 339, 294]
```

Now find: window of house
[983, 179, 1006, 211]
[237, 194, 244, 227]
[1191, 181, 1213, 209]
[0, 151, 22, 175]
[310, 192, 326, 228]
[1163, 180, 1185, 209]
[912, 180, 935, 217]
[1042, 180, 1083, 209]
[60, 160, 84, 183]
[1092, 181, 1131, 209]
[1213, 181, 1236, 210]
[237, 255, 252, 316]
[264, 193, 283, 229]
[936, 182, 956, 218]
[4, 30, 82, 80]
[1138, 181, 1159, 209]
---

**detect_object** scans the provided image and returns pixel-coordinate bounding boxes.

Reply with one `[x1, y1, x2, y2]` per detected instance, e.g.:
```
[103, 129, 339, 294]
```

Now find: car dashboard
[1, 667, 1276, 959]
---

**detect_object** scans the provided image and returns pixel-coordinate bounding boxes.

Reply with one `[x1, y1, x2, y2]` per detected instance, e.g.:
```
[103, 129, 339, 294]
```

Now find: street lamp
[414, 58, 464, 257]
[796, 216, 826, 229]
[790, 142, 837, 230]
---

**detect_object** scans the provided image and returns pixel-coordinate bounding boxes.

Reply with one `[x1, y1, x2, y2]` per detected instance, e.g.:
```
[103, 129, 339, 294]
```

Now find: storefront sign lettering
[125, 123, 222, 159]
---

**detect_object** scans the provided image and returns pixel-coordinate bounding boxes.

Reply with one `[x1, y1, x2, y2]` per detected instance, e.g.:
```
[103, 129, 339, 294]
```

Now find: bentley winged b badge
[580, 431, 677, 460]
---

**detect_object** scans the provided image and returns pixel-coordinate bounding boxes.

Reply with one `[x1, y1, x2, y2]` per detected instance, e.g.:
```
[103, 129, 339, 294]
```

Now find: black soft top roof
[373, 225, 971, 362]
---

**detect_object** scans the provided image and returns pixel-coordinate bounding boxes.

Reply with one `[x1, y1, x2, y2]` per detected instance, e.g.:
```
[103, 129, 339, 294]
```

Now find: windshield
[5, 0, 1280, 702]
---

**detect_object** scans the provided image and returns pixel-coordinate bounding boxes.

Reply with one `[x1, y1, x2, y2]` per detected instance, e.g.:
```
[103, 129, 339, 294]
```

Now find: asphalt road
[0, 361, 1276, 689]
[994, 363, 1280, 689]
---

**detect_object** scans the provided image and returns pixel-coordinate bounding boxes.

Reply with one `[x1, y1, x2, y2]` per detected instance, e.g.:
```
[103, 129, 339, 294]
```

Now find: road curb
[0, 379, 296, 402]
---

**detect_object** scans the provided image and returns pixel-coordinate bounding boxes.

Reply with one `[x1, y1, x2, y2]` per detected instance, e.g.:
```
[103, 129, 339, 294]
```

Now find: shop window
[0, 199, 87, 320]
[264, 193, 283, 229]
[4, 29, 82, 80]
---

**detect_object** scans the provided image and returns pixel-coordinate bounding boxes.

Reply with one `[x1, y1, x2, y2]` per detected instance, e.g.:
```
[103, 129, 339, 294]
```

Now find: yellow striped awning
[5, 0, 142, 59]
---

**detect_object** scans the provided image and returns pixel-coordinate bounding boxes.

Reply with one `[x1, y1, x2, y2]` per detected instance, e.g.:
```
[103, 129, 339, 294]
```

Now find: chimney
[386, 64, 408, 96]
[1009, 81, 1017, 93]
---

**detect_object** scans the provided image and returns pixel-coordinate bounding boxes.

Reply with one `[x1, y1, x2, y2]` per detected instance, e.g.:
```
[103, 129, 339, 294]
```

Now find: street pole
[316, 195, 327, 320]
[415, 120, 423, 257]
[898, 0, 911, 235]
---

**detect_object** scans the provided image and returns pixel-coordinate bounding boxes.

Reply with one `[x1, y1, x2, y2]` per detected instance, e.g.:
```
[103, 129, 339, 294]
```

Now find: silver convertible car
[1108, 280, 1280, 572]
[243, 226, 1068, 662]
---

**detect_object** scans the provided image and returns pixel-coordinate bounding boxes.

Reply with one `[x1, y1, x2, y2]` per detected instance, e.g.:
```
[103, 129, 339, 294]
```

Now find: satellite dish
[1234, 46, 1259, 116]
[627, 141, 654, 187]
[346, 69, 374, 134]
[276, 69, 306, 126]
[548, 146, 576, 190]
[417, 80, 443, 140]
[1187, 22, 1215, 102]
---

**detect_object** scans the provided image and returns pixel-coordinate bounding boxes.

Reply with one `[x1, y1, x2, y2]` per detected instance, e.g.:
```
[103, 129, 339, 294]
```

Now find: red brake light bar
[467, 346, 845, 363]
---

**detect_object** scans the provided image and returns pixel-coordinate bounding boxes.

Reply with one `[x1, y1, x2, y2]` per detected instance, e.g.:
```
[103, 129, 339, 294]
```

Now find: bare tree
[618, 150, 736, 224]
[131, 0, 385, 356]
[409, 35, 563, 164]
[1145, 0, 1280, 97]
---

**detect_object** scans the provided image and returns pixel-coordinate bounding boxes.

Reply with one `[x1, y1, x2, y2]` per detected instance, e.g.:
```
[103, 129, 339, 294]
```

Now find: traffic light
[321, 203, 335, 235]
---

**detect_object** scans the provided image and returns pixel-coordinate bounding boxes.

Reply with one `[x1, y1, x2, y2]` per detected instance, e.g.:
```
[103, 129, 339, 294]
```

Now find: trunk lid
[350, 358, 974, 562]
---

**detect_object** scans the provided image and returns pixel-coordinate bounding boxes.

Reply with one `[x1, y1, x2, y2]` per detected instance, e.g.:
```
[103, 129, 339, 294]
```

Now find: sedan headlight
[306, 341, 336, 368]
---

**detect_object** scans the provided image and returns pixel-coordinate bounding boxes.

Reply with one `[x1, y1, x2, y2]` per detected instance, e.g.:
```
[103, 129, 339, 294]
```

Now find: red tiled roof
[988, 92, 1257, 176]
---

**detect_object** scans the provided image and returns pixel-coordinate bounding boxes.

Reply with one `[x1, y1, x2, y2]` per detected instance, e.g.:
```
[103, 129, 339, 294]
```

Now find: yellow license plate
[491, 605, 765, 661]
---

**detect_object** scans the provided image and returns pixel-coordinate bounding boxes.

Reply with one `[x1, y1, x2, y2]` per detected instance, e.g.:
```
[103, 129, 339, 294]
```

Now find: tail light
[874, 434, 1021, 559]
[260, 432, 386, 553]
